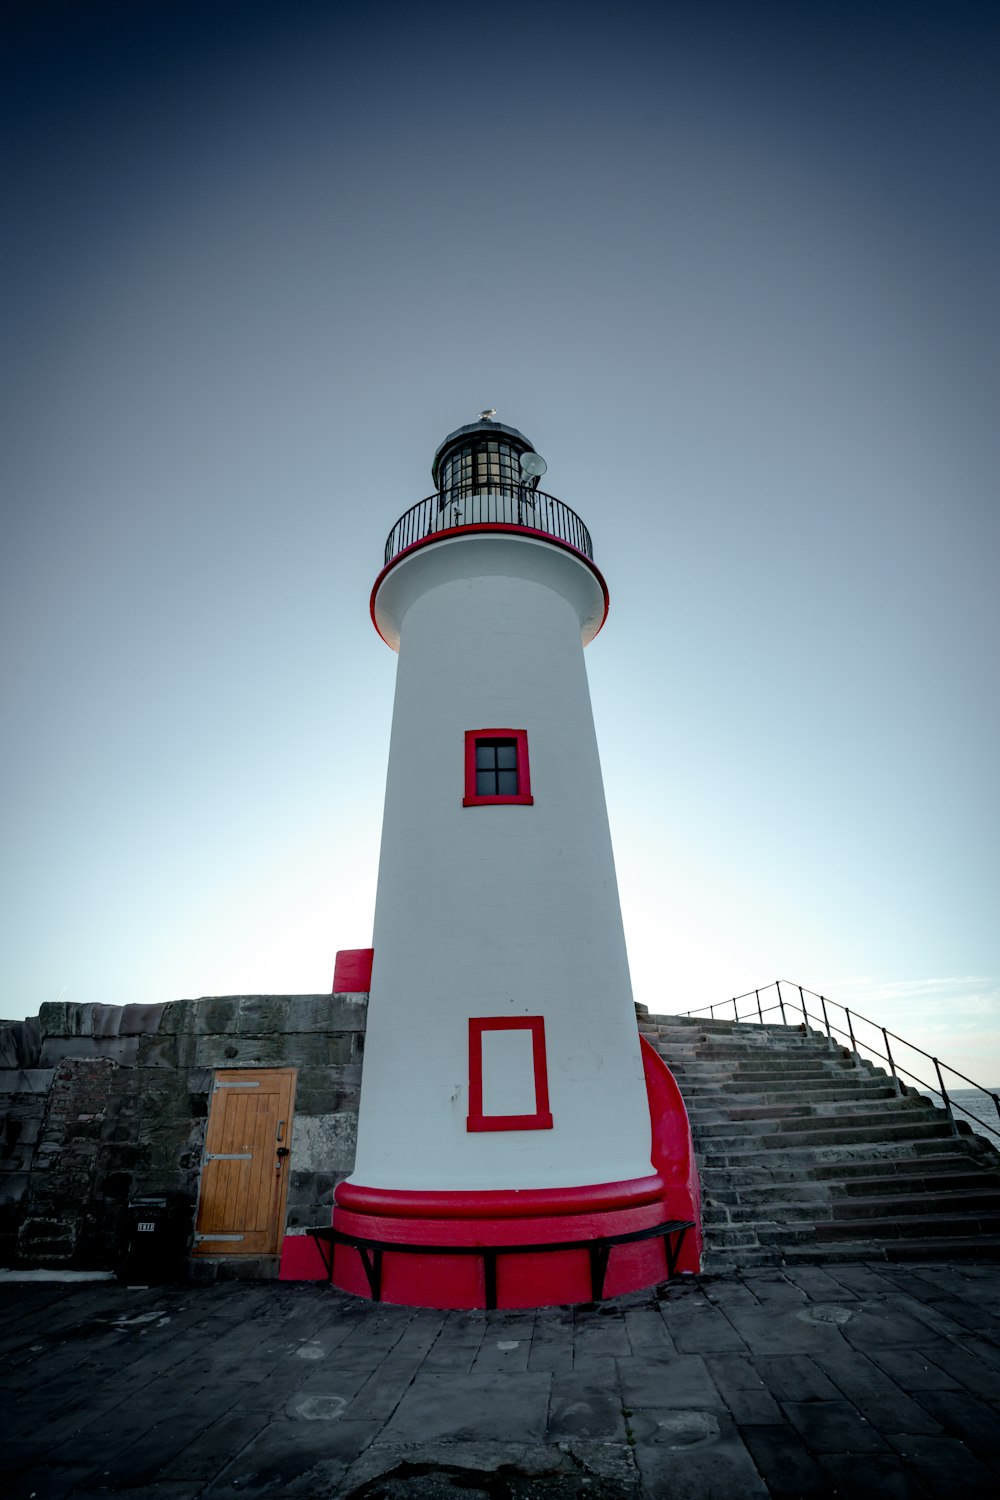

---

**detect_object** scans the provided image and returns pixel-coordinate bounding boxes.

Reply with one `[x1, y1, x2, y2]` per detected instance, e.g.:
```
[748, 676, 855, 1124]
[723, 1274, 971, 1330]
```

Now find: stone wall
[0, 993, 367, 1271]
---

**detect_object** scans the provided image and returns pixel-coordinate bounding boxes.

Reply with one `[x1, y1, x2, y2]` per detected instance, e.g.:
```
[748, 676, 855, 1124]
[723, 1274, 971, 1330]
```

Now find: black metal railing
[682, 979, 1000, 1144]
[384, 484, 594, 567]
[305, 1217, 694, 1307]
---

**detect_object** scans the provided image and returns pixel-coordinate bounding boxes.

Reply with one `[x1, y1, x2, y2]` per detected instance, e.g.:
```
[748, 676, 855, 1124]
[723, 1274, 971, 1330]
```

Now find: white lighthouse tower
[291, 417, 699, 1306]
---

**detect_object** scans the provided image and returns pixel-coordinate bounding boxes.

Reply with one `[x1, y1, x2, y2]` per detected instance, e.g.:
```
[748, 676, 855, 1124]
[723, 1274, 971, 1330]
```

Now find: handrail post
[733, 997, 739, 1022]
[710, 1004, 715, 1019]
[994, 1093, 1000, 1128]
[798, 984, 808, 1030]
[819, 995, 833, 1048]
[845, 1007, 859, 1066]
[933, 1058, 959, 1137]
[755, 989, 763, 1024]
[882, 1028, 902, 1096]
[776, 981, 787, 1027]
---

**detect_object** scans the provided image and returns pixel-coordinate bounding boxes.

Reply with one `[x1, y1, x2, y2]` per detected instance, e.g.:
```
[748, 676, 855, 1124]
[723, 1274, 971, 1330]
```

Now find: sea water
[948, 1087, 1000, 1142]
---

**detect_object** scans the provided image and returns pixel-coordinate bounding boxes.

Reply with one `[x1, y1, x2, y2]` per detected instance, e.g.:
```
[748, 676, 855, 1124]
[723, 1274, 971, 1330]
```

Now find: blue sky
[2, 0, 998, 1087]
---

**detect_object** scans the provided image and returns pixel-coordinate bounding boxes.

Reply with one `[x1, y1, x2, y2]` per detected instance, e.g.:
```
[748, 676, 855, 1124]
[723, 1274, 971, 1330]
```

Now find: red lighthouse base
[279, 1039, 702, 1306]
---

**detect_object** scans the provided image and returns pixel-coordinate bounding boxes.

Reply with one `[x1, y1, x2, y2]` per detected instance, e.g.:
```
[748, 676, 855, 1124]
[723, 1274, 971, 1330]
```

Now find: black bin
[119, 1194, 192, 1284]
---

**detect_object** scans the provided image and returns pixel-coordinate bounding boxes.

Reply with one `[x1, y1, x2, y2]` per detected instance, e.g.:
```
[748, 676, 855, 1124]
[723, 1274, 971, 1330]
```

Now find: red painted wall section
[279, 1234, 330, 1281]
[333, 948, 374, 993]
[640, 1034, 703, 1272]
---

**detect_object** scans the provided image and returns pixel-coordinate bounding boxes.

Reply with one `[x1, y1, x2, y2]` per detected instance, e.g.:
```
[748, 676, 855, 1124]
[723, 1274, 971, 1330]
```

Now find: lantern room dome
[431, 419, 537, 491]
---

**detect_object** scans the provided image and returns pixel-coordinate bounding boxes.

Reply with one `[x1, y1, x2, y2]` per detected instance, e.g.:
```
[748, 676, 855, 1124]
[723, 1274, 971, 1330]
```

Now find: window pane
[498, 770, 518, 795]
[476, 746, 495, 770]
[496, 745, 517, 769]
[476, 771, 495, 796]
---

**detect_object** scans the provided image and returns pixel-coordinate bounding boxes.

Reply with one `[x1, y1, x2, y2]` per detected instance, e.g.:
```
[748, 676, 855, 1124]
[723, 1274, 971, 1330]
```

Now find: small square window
[464, 729, 533, 807]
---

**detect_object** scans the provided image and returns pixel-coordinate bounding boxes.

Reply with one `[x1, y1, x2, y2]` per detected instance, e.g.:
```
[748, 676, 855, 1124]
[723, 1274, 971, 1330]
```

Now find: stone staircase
[639, 1008, 1000, 1271]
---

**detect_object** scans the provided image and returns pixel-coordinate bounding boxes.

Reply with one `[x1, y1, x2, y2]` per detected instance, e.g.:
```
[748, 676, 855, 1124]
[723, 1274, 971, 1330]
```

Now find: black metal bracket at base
[304, 1217, 695, 1309]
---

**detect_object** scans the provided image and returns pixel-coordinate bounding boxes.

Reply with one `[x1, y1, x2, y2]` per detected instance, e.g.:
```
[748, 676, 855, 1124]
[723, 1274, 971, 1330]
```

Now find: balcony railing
[383, 485, 594, 567]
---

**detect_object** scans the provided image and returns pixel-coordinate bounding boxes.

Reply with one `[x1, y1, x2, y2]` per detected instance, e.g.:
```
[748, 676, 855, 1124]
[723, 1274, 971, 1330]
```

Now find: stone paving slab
[1, 1262, 999, 1498]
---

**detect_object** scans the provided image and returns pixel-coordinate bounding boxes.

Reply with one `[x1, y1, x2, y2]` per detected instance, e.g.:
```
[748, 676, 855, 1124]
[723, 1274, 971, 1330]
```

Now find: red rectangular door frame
[467, 1016, 553, 1131]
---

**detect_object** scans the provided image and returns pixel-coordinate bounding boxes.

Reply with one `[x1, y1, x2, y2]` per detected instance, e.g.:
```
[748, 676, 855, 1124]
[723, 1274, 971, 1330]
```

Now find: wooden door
[193, 1068, 295, 1256]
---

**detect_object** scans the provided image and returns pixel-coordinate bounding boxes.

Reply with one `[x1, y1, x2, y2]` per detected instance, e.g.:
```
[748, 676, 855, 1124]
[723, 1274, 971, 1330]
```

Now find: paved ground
[3, 1262, 1000, 1499]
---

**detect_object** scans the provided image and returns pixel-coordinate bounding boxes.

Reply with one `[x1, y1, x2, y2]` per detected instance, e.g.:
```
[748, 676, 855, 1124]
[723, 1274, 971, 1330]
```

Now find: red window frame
[467, 1016, 553, 1132]
[463, 728, 533, 807]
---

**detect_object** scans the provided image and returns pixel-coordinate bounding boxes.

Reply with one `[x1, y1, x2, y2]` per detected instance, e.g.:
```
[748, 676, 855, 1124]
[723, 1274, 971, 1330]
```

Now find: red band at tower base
[328, 1179, 673, 1309]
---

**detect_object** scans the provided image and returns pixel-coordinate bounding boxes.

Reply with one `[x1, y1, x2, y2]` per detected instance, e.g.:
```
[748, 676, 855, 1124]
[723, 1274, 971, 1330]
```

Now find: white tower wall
[350, 534, 653, 1192]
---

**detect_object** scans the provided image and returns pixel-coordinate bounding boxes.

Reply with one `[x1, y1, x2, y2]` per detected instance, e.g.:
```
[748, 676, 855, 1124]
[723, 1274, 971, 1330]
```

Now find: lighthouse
[288, 417, 700, 1306]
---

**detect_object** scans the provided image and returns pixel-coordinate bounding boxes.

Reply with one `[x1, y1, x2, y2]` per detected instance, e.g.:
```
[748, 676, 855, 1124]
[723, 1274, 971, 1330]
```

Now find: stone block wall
[0, 993, 367, 1270]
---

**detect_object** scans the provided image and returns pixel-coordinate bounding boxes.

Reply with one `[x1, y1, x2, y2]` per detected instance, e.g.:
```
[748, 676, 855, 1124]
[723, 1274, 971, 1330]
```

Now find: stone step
[725, 1200, 830, 1225]
[774, 1235, 1000, 1264]
[690, 1117, 773, 1138]
[664, 1047, 843, 1065]
[697, 1225, 764, 1249]
[829, 1188, 1000, 1220]
[749, 1207, 1000, 1247]
[701, 1247, 784, 1271]
[687, 1097, 931, 1128]
[655, 1028, 832, 1044]
[662, 1058, 841, 1075]
[696, 1119, 956, 1155]
[720, 1187, 1000, 1229]
[830, 1168, 1000, 1199]
[808, 1150, 984, 1181]
[767, 1103, 944, 1133]
[700, 1143, 954, 1174]
[674, 1079, 872, 1096]
[644, 1014, 824, 1036]
[680, 1080, 898, 1102]
[646, 1015, 822, 1040]
[666, 1059, 860, 1079]
[881, 1236, 1000, 1261]
[705, 1166, 997, 1207]
[652, 1036, 827, 1053]
[815, 1209, 1000, 1242]
[702, 1181, 832, 1207]
[698, 1139, 972, 1177]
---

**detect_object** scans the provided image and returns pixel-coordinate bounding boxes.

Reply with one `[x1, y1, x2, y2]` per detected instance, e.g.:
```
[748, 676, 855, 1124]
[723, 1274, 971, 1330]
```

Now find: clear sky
[2, 1, 998, 1088]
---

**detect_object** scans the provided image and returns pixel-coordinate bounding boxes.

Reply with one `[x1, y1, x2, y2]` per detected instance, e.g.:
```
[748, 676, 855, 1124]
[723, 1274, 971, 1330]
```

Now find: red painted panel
[331, 1202, 663, 1245]
[381, 1251, 483, 1309]
[277, 1234, 330, 1281]
[333, 1172, 668, 1218]
[467, 1015, 552, 1131]
[640, 1034, 703, 1273]
[333, 948, 374, 993]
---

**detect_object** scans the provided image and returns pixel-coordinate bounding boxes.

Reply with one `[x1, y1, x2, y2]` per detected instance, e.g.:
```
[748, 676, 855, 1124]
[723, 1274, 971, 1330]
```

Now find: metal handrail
[681, 979, 1000, 1143]
[383, 485, 594, 567]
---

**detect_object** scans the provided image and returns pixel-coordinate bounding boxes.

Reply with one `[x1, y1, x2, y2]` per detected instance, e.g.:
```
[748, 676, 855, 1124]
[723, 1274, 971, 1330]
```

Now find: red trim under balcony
[370, 523, 610, 648]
